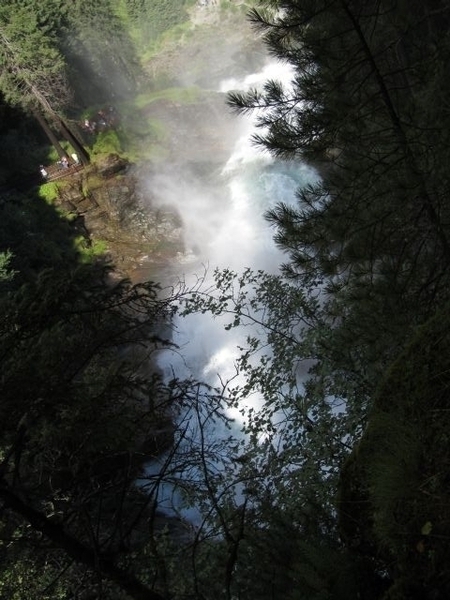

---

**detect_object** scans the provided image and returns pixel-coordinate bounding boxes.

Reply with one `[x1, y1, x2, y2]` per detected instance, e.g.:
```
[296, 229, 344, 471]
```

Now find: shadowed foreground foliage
[339, 307, 450, 599]
[0, 190, 178, 599]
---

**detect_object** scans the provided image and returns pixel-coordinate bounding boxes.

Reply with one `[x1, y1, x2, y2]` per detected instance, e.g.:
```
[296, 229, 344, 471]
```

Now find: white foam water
[142, 62, 319, 519]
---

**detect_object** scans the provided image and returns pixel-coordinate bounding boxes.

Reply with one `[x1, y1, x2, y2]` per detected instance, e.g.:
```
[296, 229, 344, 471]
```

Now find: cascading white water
[142, 62, 319, 518]
[150, 62, 317, 379]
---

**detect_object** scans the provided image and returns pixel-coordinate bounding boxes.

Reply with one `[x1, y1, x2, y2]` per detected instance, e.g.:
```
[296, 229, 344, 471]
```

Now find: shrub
[92, 130, 123, 157]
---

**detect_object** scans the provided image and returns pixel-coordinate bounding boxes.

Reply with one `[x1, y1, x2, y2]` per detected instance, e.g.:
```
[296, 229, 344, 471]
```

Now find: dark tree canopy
[222, 1, 450, 598]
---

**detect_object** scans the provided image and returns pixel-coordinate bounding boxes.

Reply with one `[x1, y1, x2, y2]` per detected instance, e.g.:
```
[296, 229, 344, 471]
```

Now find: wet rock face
[96, 153, 129, 178]
[54, 156, 184, 276]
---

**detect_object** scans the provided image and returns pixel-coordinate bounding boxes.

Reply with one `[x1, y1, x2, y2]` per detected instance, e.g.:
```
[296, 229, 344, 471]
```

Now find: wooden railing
[44, 163, 84, 182]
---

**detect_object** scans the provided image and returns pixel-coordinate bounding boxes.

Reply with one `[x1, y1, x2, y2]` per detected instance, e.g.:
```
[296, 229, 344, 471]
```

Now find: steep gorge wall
[53, 155, 183, 278]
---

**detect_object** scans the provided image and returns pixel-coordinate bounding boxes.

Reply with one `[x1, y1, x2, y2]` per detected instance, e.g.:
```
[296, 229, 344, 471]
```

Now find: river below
[133, 3, 319, 520]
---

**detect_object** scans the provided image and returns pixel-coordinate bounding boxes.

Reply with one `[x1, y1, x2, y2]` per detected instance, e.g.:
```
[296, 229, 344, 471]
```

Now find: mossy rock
[338, 306, 450, 599]
[95, 153, 129, 178]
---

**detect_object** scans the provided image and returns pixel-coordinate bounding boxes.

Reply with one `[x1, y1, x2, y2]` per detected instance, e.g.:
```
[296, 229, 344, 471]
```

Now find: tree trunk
[56, 117, 91, 165]
[32, 109, 70, 161]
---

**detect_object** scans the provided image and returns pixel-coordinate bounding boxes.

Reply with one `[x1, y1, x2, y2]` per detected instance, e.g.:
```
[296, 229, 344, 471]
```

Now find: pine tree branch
[0, 483, 166, 600]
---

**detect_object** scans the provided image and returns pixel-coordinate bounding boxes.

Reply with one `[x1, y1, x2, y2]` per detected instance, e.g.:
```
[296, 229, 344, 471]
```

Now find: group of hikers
[39, 105, 120, 181]
[82, 105, 120, 134]
[39, 152, 80, 181]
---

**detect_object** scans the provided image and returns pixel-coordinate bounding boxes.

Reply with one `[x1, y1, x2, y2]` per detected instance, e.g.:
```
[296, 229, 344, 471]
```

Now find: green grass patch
[91, 130, 123, 157]
[74, 236, 108, 263]
[38, 182, 60, 204]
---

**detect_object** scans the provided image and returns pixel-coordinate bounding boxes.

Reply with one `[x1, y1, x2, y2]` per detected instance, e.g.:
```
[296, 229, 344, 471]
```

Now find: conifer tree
[228, 0, 450, 372]
[0, 3, 90, 164]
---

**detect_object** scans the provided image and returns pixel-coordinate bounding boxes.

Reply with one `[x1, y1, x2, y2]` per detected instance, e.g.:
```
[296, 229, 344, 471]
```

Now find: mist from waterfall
[147, 62, 316, 380]
[141, 60, 319, 518]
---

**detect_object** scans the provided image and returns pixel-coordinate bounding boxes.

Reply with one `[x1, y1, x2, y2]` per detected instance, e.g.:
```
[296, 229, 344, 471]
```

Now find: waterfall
[141, 62, 319, 520]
